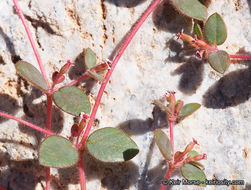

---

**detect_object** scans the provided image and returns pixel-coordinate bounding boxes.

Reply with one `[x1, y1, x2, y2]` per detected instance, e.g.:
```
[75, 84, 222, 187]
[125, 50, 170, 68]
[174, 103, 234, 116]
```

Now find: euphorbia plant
[0, 0, 211, 189]
[154, 92, 206, 189]
[177, 12, 251, 74]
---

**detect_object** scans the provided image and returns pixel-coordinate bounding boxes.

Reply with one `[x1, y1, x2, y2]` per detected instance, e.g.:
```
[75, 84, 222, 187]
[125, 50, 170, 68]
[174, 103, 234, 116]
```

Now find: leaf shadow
[0, 93, 19, 123]
[118, 105, 168, 136]
[0, 27, 22, 64]
[83, 150, 139, 190]
[152, 1, 193, 34]
[0, 27, 16, 56]
[0, 152, 45, 190]
[165, 38, 205, 95]
[172, 57, 205, 95]
[68, 49, 97, 95]
[203, 65, 251, 108]
[0, 151, 79, 190]
[18, 86, 64, 147]
[199, 0, 212, 7]
[104, 0, 146, 8]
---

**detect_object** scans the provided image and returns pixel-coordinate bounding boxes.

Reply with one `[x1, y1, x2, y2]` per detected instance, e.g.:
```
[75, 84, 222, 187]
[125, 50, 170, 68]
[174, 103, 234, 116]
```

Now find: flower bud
[183, 138, 198, 155]
[71, 123, 80, 137]
[59, 60, 74, 74]
[175, 100, 184, 115]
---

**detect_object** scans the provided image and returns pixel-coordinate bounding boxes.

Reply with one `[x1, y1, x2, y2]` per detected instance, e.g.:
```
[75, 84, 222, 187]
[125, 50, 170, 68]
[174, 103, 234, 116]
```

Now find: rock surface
[0, 0, 250, 189]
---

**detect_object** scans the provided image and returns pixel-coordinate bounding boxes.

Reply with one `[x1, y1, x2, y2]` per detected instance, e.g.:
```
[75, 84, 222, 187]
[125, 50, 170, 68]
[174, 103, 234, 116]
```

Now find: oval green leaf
[193, 22, 203, 40]
[154, 129, 172, 161]
[179, 103, 201, 118]
[53, 86, 90, 116]
[187, 151, 199, 158]
[87, 70, 104, 82]
[39, 136, 79, 168]
[208, 50, 230, 74]
[170, 0, 207, 21]
[85, 48, 96, 69]
[181, 164, 206, 185]
[204, 13, 227, 45]
[86, 127, 139, 162]
[16, 61, 48, 91]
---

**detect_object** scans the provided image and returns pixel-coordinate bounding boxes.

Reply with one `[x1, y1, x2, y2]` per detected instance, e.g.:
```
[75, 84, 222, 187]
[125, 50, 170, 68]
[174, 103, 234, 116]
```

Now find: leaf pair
[16, 58, 93, 116]
[194, 13, 230, 74]
[154, 129, 206, 184]
[39, 128, 139, 168]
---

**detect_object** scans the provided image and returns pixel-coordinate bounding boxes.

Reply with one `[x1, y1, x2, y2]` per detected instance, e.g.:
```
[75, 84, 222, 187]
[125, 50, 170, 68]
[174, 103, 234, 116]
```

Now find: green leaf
[16, 61, 48, 91]
[87, 70, 104, 82]
[181, 164, 206, 185]
[204, 13, 227, 45]
[85, 48, 96, 69]
[154, 129, 172, 161]
[170, 0, 207, 21]
[193, 22, 203, 40]
[53, 86, 90, 116]
[187, 151, 199, 158]
[208, 50, 230, 74]
[39, 136, 79, 168]
[86, 127, 139, 162]
[179, 103, 201, 118]
[153, 100, 171, 115]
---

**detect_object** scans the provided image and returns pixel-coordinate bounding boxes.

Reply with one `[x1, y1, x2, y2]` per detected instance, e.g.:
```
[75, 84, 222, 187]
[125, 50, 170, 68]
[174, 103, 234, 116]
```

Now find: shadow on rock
[18, 87, 64, 146]
[165, 38, 205, 95]
[118, 105, 168, 136]
[247, 0, 251, 14]
[0, 151, 79, 190]
[0, 93, 19, 123]
[203, 66, 251, 109]
[172, 57, 205, 95]
[84, 150, 139, 190]
[138, 138, 168, 190]
[105, 0, 146, 8]
[56, 166, 79, 190]
[0, 152, 44, 190]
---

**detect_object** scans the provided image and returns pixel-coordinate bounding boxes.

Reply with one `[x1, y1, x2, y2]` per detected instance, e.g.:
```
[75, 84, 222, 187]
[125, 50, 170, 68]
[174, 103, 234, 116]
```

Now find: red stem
[160, 167, 173, 190]
[77, 0, 163, 149]
[78, 152, 86, 190]
[46, 95, 53, 134]
[169, 121, 174, 159]
[12, 0, 50, 88]
[65, 73, 89, 88]
[0, 112, 55, 136]
[229, 54, 251, 59]
[52, 72, 89, 93]
[46, 167, 50, 190]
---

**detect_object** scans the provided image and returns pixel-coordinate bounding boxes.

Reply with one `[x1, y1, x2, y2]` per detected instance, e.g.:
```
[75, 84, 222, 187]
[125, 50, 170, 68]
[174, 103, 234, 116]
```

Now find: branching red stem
[78, 0, 163, 150]
[0, 112, 55, 136]
[229, 54, 251, 59]
[12, 0, 50, 88]
[78, 152, 86, 190]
